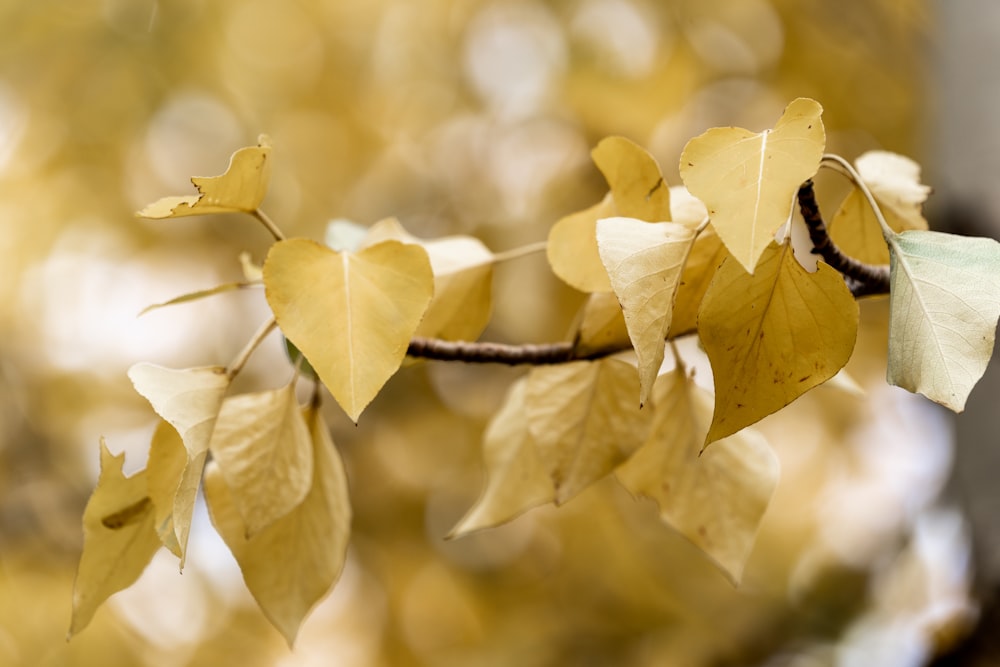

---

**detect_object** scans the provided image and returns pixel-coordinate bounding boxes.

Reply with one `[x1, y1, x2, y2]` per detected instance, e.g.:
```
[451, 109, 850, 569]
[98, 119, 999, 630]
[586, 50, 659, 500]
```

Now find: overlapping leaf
[208, 383, 313, 537]
[263, 238, 434, 422]
[699, 242, 858, 445]
[616, 369, 779, 584]
[669, 225, 729, 337]
[547, 137, 671, 293]
[596, 216, 697, 405]
[571, 291, 631, 357]
[205, 405, 351, 646]
[680, 98, 825, 273]
[138, 136, 272, 218]
[886, 230, 1000, 411]
[364, 218, 494, 341]
[70, 441, 161, 637]
[128, 363, 229, 563]
[145, 420, 187, 557]
[831, 151, 931, 265]
[450, 380, 554, 536]
[525, 359, 652, 503]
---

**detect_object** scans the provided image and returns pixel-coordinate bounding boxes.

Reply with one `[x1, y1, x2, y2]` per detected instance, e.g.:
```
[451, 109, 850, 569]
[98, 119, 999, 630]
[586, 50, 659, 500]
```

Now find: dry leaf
[680, 98, 825, 273]
[263, 238, 434, 422]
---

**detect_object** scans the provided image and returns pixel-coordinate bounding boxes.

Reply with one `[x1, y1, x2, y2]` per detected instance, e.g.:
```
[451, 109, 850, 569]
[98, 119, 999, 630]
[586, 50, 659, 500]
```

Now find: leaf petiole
[227, 317, 278, 379]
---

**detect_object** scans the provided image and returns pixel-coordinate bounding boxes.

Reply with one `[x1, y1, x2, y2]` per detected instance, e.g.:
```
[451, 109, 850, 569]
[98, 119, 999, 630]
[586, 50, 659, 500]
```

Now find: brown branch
[408, 337, 582, 365]
[797, 180, 891, 297]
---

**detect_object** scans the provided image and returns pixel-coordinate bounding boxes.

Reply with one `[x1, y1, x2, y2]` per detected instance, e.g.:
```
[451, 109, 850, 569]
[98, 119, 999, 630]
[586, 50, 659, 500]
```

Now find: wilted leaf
[669, 225, 729, 337]
[208, 383, 313, 537]
[526, 359, 652, 504]
[70, 440, 161, 637]
[680, 98, 825, 273]
[139, 281, 259, 316]
[365, 218, 494, 341]
[699, 242, 858, 444]
[591, 135, 671, 222]
[886, 230, 1000, 411]
[596, 216, 696, 405]
[831, 151, 931, 265]
[451, 379, 554, 536]
[264, 238, 434, 421]
[205, 405, 351, 646]
[616, 369, 779, 584]
[128, 364, 229, 562]
[137, 136, 272, 218]
[571, 291, 631, 357]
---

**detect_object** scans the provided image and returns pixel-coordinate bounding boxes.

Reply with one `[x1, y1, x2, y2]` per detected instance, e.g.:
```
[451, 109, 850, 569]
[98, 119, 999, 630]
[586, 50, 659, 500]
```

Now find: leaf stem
[227, 317, 278, 379]
[251, 208, 286, 242]
[820, 154, 895, 240]
[491, 240, 548, 263]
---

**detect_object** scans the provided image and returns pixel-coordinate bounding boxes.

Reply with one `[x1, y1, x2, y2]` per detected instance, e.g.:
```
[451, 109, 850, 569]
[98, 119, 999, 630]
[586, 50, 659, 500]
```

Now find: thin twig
[227, 317, 278, 379]
[797, 180, 890, 297]
[492, 241, 548, 263]
[406, 337, 623, 365]
[251, 208, 286, 242]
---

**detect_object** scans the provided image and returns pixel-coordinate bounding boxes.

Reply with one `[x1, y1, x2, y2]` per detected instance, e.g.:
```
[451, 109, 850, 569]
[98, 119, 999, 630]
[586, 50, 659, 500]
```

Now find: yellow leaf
[239, 251, 264, 282]
[208, 383, 313, 537]
[680, 98, 825, 273]
[596, 216, 696, 405]
[886, 230, 1000, 411]
[547, 194, 616, 293]
[263, 238, 434, 421]
[570, 291, 631, 357]
[616, 369, 779, 584]
[205, 405, 351, 646]
[137, 136, 272, 218]
[450, 379, 554, 536]
[831, 151, 931, 265]
[525, 359, 652, 504]
[699, 242, 858, 445]
[70, 440, 161, 637]
[365, 218, 494, 341]
[669, 225, 729, 338]
[591, 135, 671, 222]
[145, 420, 186, 558]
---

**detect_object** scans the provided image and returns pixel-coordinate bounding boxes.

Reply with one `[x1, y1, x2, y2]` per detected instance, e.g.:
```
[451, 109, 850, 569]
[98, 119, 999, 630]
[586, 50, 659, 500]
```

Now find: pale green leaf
[263, 238, 434, 421]
[887, 230, 1000, 411]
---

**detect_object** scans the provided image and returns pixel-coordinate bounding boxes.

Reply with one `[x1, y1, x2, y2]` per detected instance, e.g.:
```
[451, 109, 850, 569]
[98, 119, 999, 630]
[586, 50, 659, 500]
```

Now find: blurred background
[2, 0, 998, 665]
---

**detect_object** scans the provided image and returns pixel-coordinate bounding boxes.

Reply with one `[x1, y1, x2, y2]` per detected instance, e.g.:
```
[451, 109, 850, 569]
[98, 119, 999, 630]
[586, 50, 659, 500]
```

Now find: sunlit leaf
[137, 136, 272, 218]
[70, 440, 160, 637]
[128, 364, 229, 562]
[886, 230, 1000, 411]
[525, 359, 652, 503]
[138, 281, 259, 316]
[831, 151, 931, 265]
[263, 238, 434, 422]
[205, 405, 351, 646]
[571, 291, 631, 357]
[616, 369, 779, 584]
[699, 242, 858, 445]
[596, 216, 696, 405]
[365, 217, 494, 341]
[591, 135, 671, 222]
[208, 382, 313, 537]
[450, 379, 554, 536]
[669, 225, 729, 337]
[680, 98, 825, 273]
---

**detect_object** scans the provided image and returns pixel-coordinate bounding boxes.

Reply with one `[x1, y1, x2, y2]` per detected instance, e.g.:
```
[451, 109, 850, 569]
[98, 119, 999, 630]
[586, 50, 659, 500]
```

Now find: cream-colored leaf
[70, 440, 161, 637]
[137, 136, 272, 218]
[127, 364, 229, 457]
[239, 251, 264, 282]
[680, 98, 825, 273]
[616, 369, 779, 584]
[208, 383, 314, 537]
[364, 217, 494, 341]
[669, 184, 709, 230]
[699, 242, 858, 444]
[597, 216, 696, 405]
[450, 380, 554, 536]
[139, 282, 258, 316]
[525, 359, 652, 503]
[592, 135, 671, 222]
[886, 230, 1000, 411]
[571, 291, 631, 357]
[669, 225, 729, 337]
[831, 151, 931, 265]
[205, 405, 351, 646]
[547, 193, 616, 293]
[263, 238, 434, 421]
